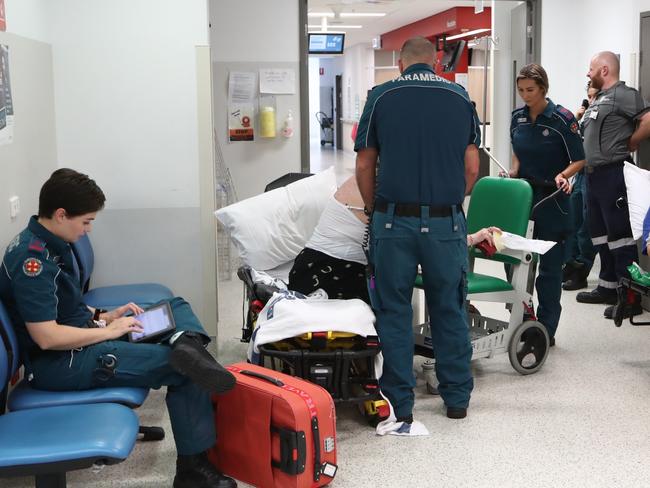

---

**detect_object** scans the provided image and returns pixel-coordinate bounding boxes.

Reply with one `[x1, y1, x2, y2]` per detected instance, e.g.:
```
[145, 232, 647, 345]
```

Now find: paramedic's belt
[374, 201, 456, 218]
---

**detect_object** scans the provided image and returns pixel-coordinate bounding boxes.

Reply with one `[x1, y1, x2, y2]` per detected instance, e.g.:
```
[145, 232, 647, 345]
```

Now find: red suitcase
[208, 362, 338, 488]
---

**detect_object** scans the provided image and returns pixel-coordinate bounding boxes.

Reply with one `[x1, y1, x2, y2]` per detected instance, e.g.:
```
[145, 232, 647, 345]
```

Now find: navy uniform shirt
[511, 99, 585, 185]
[354, 63, 481, 206]
[582, 81, 649, 167]
[0, 216, 92, 355]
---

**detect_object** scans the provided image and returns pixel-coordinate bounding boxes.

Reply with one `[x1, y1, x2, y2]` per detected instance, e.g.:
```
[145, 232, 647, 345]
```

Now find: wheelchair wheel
[508, 320, 549, 375]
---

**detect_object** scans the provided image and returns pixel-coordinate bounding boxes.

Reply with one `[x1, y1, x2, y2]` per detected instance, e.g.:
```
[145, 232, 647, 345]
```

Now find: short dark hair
[516, 63, 549, 95]
[400, 37, 435, 65]
[38, 168, 106, 218]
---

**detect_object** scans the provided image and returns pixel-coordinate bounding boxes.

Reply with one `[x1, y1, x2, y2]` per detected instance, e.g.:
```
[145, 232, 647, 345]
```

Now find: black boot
[562, 261, 581, 283]
[169, 332, 236, 394]
[174, 451, 237, 488]
[563, 263, 589, 291]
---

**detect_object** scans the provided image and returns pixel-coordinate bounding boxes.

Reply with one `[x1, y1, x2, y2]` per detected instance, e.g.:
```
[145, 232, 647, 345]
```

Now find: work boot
[446, 407, 467, 419]
[576, 288, 617, 305]
[562, 261, 581, 283]
[604, 303, 644, 320]
[169, 333, 236, 394]
[174, 451, 237, 488]
[563, 265, 589, 291]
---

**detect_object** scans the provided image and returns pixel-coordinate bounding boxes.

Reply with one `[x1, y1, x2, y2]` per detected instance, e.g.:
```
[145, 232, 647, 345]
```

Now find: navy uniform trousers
[29, 297, 215, 456]
[369, 205, 472, 418]
[531, 193, 572, 339]
[566, 171, 596, 270]
[586, 163, 638, 294]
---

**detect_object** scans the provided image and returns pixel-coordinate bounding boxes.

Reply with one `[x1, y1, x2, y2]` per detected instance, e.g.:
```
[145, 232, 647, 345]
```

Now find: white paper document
[228, 71, 256, 104]
[499, 231, 556, 255]
[259, 68, 296, 94]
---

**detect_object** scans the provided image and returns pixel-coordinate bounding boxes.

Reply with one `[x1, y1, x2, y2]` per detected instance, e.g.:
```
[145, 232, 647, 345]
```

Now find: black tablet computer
[128, 302, 176, 343]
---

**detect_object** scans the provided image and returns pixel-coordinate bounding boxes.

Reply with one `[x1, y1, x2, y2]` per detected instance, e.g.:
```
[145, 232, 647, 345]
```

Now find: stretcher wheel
[508, 320, 549, 375]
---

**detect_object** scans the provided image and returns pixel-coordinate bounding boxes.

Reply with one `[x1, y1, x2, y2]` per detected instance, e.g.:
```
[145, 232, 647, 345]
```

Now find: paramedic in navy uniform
[509, 63, 586, 346]
[355, 36, 481, 423]
[0, 169, 237, 488]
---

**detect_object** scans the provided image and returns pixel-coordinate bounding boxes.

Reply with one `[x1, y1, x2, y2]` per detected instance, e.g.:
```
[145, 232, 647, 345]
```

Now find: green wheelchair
[413, 176, 550, 391]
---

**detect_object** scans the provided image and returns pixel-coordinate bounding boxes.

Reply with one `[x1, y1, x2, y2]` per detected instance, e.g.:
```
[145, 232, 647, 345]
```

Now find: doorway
[638, 11, 650, 171]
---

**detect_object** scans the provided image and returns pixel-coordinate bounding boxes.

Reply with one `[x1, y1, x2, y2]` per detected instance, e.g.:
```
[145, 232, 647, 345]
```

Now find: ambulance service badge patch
[23, 258, 43, 277]
[570, 122, 579, 133]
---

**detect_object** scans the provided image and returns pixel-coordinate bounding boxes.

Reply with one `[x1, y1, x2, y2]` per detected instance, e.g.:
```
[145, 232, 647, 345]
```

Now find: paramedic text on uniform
[0, 169, 237, 488]
[355, 36, 481, 422]
[577, 51, 650, 320]
[510, 63, 586, 346]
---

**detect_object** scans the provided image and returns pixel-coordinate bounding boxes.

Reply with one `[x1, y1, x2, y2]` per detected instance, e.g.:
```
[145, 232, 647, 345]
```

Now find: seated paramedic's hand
[105, 316, 143, 340]
[105, 302, 144, 323]
[555, 173, 572, 194]
[468, 227, 501, 247]
[576, 105, 586, 121]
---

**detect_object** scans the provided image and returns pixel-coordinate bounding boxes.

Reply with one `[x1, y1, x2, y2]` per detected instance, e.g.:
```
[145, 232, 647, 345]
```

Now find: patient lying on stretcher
[288, 176, 499, 303]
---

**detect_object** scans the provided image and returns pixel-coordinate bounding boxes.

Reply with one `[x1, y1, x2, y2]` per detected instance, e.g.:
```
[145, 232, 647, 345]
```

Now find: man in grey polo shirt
[577, 51, 650, 319]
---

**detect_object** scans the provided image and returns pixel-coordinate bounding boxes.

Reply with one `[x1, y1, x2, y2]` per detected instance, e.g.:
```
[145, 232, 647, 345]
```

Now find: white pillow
[215, 167, 337, 270]
[624, 162, 650, 240]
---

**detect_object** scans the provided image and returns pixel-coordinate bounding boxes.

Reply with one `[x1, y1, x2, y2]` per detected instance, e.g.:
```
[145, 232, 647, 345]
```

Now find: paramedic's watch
[93, 308, 107, 321]
[363, 206, 372, 216]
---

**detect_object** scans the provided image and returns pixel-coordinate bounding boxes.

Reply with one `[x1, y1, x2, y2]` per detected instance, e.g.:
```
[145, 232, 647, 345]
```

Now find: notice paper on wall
[0, 44, 14, 146]
[228, 104, 255, 142]
[228, 71, 256, 104]
[259, 68, 296, 94]
[228, 71, 256, 143]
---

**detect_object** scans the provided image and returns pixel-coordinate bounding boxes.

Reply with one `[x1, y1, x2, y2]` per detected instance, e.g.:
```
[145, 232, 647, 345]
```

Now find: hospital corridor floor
[4, 258, 650, 488]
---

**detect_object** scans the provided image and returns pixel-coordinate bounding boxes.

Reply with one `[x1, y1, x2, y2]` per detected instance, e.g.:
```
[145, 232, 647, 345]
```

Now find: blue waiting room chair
[0, 321, 139, 487]
[0, 300, 164, 442]
[72, 234, 173, 309]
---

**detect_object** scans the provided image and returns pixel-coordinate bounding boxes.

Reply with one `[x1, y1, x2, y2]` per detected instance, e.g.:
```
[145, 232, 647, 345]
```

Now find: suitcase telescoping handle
[240, 369, 285, 387]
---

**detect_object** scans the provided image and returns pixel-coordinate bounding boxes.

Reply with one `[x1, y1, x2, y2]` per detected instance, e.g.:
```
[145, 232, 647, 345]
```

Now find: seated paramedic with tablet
[0, 169, 237, 488]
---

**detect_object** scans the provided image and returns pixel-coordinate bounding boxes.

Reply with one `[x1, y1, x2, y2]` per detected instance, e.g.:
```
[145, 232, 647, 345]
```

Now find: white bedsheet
[247, 291, 377, 363]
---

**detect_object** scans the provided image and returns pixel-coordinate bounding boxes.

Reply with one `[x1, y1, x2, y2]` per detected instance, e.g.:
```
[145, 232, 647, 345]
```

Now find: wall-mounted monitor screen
[308, 33, 345, 55]
[441, 40, 466, 72]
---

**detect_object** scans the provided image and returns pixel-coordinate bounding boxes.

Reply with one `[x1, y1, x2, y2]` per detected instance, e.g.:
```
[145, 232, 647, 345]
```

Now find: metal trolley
[315, 111, 334, 146]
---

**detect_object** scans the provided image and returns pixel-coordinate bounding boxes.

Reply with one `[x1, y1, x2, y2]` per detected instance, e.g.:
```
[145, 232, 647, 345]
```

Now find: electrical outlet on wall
[9, 196, 20, 220]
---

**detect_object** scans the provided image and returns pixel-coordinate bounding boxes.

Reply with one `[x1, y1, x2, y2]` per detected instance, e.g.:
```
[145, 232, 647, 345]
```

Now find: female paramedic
[0, 169, 237, 488]
[509, 63, 586, 346]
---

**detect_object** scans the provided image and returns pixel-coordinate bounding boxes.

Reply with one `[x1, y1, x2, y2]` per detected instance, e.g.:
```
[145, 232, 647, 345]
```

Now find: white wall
[209, 0, 301, 200]
[541, 0, 650, 113]
[1, 0, 216, 332]
[0, 30, 57, 250]
[48, 0, 208, 210]
[3, 0, 50, 42]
